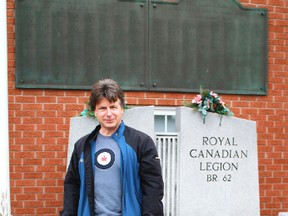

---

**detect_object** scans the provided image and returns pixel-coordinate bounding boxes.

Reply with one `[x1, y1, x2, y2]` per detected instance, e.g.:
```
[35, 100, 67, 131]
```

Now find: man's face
[94, 98, 124, 136]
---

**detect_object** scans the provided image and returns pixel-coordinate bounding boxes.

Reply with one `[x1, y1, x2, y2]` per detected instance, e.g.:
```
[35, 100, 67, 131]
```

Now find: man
[61, 79, 164, 216]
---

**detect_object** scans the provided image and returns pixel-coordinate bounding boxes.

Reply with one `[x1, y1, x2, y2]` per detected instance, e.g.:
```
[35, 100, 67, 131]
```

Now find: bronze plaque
[16, 0, 148, 90]
[15, 0, 267, 94]
[149, 0, 268, 94]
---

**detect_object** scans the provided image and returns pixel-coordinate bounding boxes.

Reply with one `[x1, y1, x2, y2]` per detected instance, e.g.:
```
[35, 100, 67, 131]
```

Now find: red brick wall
[7, 0, 288, 215]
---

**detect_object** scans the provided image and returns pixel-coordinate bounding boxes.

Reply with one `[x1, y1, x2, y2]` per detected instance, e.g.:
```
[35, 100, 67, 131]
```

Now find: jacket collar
[86, 120, 125, 144]
[111, 121, 125, 141]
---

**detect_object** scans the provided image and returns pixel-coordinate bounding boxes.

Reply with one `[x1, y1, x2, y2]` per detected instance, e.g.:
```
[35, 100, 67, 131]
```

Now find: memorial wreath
[184, 88, 233, 124]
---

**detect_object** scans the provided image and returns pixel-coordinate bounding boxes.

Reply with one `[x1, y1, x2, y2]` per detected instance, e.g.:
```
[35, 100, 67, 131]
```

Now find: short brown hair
[89, 79, 125, 111]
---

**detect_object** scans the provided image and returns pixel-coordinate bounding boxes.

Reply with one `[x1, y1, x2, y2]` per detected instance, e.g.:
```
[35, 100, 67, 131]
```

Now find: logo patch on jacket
[94, 148, 115, 170]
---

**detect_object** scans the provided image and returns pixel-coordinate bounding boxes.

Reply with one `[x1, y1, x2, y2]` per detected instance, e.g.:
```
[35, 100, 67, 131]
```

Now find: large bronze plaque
[15, 0, 148, 90]
[149, 0, 268, 94]
[15, 0, 268, 94]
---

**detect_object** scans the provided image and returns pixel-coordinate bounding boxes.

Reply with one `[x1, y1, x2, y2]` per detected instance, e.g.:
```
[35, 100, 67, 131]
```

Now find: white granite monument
[176, 107, 260, 216]
[67, 106, 261, 215]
